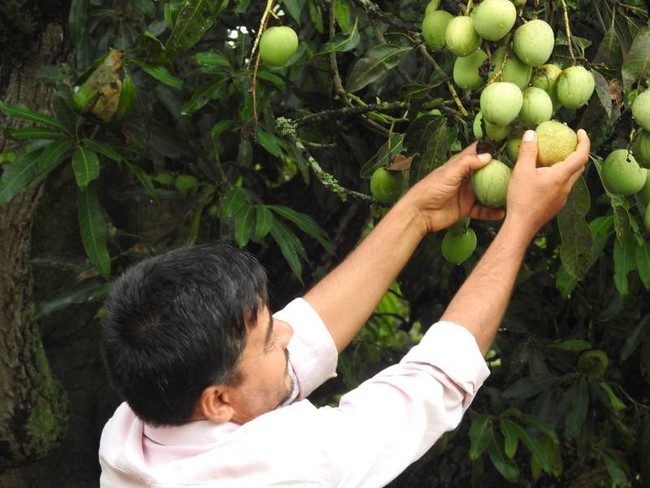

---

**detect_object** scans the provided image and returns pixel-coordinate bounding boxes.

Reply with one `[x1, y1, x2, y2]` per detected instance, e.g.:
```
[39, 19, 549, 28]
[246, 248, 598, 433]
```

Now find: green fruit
[259, 26, 299, 67]
[422, 10, 454, 50]
[480, 82, 523, 126]
[442, 227, 478, 264]
[370, 167, 403, 203]
[484, 120, 511, 141]
[445, 16, 482, 57]
[520, 87, 553, 126]
[513, 19, 555, 67]
[472, 159, 512, 208]
[632, 131, 650, 169]
[645, 206, 650, 232]
[639, 171, 650, 205]
[424, 0, 441, 15]
[556, 66, 595, 109]
[473, 112, 484, 139]
[531, 64, 562, 108]
[506, 137, 522, 162]
[536, 120, 577, 167]
[488, 49, 532, 89]
[577, 350, 609, 379]
[453, 49, 487, 90]
[601, 149, 648, 196]
[471, 0, 517, 41]
[511, 0, 526, 5]
[632, 89, 650, 132]
[174, 174, 199, 195]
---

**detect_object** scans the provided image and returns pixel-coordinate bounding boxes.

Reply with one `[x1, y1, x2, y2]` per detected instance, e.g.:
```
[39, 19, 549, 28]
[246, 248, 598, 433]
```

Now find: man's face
[227, 305, 295, 424]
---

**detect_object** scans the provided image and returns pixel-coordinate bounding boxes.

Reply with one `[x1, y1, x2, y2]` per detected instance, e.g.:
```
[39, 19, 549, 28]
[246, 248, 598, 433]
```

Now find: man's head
[101, 243, 292, 426]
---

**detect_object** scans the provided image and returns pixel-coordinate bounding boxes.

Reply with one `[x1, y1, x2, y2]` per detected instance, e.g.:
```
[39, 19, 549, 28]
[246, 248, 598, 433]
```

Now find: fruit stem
[248, 0, 277, 122]
[465, 0, 474, 16]
[560, 0, 577, 64]
[417, 45, 469, 117]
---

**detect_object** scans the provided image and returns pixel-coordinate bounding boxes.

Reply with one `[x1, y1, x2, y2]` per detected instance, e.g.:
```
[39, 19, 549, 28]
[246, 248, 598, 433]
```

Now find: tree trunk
[0, 22, 69, 474]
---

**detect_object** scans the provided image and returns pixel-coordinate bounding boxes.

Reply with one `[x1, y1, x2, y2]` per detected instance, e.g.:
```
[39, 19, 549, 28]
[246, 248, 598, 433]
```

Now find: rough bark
[0, 23, 69, 471]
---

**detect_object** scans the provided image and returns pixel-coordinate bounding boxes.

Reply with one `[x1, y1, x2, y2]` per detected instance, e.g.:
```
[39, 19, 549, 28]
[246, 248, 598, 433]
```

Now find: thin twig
[560, 0, 576, 64]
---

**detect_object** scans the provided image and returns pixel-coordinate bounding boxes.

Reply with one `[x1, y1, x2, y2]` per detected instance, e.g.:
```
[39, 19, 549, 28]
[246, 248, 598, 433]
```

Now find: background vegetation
[0, 0, 648, 486]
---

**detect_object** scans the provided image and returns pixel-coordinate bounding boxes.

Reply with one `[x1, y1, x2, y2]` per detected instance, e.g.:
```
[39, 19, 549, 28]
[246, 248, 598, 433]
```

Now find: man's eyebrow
[264, 313, 274, 348]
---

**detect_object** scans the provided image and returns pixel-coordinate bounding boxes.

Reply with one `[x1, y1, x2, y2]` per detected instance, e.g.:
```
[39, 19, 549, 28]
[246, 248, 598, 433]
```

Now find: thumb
[515, 130, 538, 171]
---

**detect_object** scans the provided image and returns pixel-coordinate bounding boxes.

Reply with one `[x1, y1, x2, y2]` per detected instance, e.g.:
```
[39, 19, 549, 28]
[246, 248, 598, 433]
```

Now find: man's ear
[197, 385, 235, 423]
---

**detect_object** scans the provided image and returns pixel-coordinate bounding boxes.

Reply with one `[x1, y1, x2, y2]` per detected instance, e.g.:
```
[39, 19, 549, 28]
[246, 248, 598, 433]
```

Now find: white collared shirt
[99, 298, 489, 487]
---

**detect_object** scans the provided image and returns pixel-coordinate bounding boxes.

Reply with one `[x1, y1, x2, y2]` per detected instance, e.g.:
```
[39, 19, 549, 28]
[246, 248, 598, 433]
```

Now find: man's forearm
[303, 199, 427, 353]
[440, 217, 534, 355]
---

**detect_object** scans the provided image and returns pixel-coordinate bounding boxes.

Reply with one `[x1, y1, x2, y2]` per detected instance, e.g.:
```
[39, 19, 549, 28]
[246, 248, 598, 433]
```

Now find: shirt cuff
[274, 298, 338, 399]
[401, 321, 490, 405]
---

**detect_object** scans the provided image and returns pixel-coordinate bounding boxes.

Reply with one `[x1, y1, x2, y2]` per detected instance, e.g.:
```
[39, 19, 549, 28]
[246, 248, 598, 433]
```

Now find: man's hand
[399, 143, 506, 235]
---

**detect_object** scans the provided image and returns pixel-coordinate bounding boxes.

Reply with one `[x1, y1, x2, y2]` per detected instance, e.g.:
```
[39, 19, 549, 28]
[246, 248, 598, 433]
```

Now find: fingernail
[478, 153, 492, 163]
[523, 130, 536, 142]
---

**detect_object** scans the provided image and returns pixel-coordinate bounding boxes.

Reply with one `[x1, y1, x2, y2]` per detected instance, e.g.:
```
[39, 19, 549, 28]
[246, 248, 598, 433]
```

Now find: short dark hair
[101, 243, 268, 426]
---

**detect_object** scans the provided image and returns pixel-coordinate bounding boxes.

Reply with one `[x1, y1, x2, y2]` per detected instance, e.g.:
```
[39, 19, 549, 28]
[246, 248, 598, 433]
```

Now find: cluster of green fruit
[418, 0, 600, 264]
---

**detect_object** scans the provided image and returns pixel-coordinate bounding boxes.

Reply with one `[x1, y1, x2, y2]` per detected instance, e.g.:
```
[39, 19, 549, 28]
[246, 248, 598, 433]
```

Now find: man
[99, 129, 590, 487]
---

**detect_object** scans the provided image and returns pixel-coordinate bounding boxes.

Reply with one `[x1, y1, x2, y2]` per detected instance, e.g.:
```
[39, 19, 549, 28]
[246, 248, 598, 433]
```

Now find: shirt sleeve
[273, 297, 338, 400]
[316, 320, 490, 487]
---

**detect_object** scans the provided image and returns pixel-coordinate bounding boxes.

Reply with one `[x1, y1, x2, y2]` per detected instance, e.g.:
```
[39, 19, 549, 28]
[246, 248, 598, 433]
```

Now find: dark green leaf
[182, 77, 229, 115]
[257, 70, 286, 89]
[499, 418, 519, 459]
[281, 0, 305, 23]
[603, 449, 630, 488]
[613, 233, 636, 296]
[346, 44, 411, 93]
[502, 374, 560, 401]
[77, 184, 111, 278]
[69, 0, 91, 66]
[166, 0, 229, 56]
[360, 133, 405, 178]
[235, 206, 255, 247]
[520, 414, 560, 445]
[4, 127, 65, 140]
[335, 0, 353, 33]
[132, 59, 184, 90]
[256, 127, 284, 157]
[269, 219, 305, 282]
[622, 26, 650, 91]
[221, 187, 248, 218]
[405, 116, 448, 186]
[620, 314, 649, 361]
[72, 146, 100, 189]
[0, 101, 67, 131]
[469, 414, 493, 460]
[558, 177, 592, 280]
[211, 119, 234, 139]
[593, 382, 626, 413]
[564, 378, 589, 440]
[501, 418, 551, 472]
[34, 279, 107, 319]
[81, 138, 123, 163]
[321, 27, 360, 54]
[0, 149, 45, 203]
[192, 51, 231, 68]
[267, 205, 333, 253]
[549, 339, 593, 352]
[487, 432, 520, 482]
[255, 205, 274, 241]
[124, 161, 156, 197]
[635, 238, 650, 289]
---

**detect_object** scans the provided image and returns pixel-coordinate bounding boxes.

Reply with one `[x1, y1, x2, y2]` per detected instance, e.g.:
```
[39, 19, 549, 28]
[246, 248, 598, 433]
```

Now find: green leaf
[469, 414, 493, 460]
[182, 76, 229, 115]
[69, 0, 91, 66]
[593, 382, 626, 413]
[166, 0, 229, 56]
[622, 26, 650, 92]
[192, 51, 231, 68]
[603, 449, 630, 488]
[210, 119, 234, 139]
[0, 101, 68, 131]
[405, 116, 448, 186]
[499, 418, 519, 459]
[346, 44, 411, 93]
[235, 205, 255, 247]
[77, 184, 111, 278]
[0, 149, 45, 203]
[256, 126, 284, 157]
[4, 127, 65, 140]
[71, 146, 100, 189]
[501, 418, 551, 472]
[360, 133, 405, 178]
[34, 279, 107, 319]
[564, 378, 589, 440]
[613, 233, 636, 296]
[132, 59, 184, 90]
[280, 0, 305, 23]
[221, 186, 248, 218]
[81, 138, 123, 163]
[124, 161, 156, 197]
[269, 219, 306, 282]
[549, 339, 593, 352]
[255, 205, 274, 241]
[502, 375, 560, 401]
[558, 177, 592, 279]
[335, 0, 354, 33]
[267, 205, 333, 253]
[321, 23, 360, 54]
[635, 238, 650, 289]
[620, 314, 649, 361]
[487, 432, 520, 482]
[520, 414, 560, 445]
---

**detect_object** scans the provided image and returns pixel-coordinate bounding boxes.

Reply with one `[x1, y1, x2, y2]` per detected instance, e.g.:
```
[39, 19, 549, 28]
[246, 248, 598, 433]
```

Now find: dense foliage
[1, 0, 649, 485]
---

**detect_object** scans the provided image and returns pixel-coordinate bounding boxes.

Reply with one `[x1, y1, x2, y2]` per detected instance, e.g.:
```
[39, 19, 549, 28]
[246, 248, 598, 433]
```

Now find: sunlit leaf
[165, 0, 229, 56]
[255, 205, 274, 241]
[235, 205, 255, 247]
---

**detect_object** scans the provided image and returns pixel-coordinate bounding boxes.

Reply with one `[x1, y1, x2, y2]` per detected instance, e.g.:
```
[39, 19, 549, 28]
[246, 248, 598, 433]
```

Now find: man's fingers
[514, 130, 538, 172]
[553, 129, 591, 178]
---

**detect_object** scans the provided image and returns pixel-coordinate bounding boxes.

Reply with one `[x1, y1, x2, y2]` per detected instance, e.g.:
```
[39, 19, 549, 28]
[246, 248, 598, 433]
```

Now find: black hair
[101, 243, 268, 426]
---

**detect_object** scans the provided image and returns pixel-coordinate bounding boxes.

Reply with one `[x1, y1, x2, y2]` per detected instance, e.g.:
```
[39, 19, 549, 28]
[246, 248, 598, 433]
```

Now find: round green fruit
[632, 89, 650, 132]
[531, 64, 562, 92]
[536, 120, 577, 167]
[174, 174, 199, 195]
[422, 10, 454, 51]
[259, 26, 299, 67]
[577, 350, 608, 379]
[424, 0, 441, 15]
[601, 149, 648, 196]
[632, 131, 650, 168]
[453, 49, 487, 90]
[472, 159, 512, 208]
[445, 16, 482, 57]
[442, 227, 478, 265]
[471, 0, 516, 41]
[506, 137, 522, 162]
[370, 167, 403, 203]
[473, 112, 484, 139]
[480, 82, 523, 126]
[639, 171, 650, 205]
[488, 48, 532, 89]
[556, 66, 595, 109]
[520, 87, 553, 126]
[513, 19, 555, 67]
[484, 120, 511, 141]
